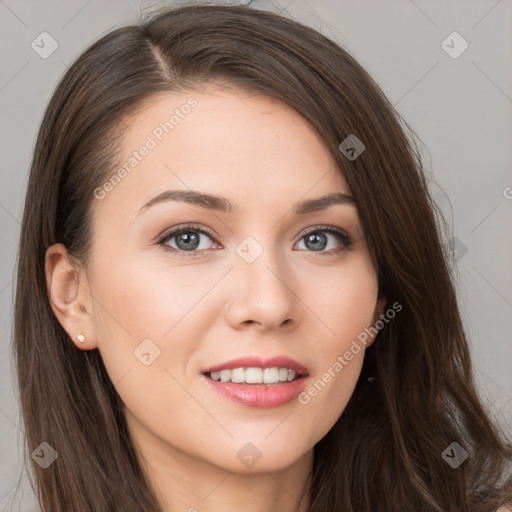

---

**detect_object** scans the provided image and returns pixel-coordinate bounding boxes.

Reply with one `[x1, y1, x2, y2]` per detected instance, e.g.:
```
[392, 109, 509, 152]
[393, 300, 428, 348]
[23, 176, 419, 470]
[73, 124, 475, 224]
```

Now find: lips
[202, 356, 309, 376]
[201, 355, 310, 408]
[202, 375, 309, 408]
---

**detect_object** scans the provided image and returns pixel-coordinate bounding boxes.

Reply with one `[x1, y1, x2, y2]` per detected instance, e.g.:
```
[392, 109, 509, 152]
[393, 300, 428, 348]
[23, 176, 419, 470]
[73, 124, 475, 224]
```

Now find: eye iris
[176, 231, 200, 250]
[305, 232, 327, 251]
[165, 228, 341, 253]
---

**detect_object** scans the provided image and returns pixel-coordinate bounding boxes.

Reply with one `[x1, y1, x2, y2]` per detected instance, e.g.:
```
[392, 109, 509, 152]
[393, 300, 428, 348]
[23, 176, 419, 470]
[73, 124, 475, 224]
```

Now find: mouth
[204, 366, 305, 385]
[201, 370, 309, 409]
[200, 356, 309, 407]
[201, 355, 309, 385]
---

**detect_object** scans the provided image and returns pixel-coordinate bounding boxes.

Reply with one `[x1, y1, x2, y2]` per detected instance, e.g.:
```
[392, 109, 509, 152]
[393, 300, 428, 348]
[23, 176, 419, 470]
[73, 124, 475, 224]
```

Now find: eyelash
[156, 223, 354, 258]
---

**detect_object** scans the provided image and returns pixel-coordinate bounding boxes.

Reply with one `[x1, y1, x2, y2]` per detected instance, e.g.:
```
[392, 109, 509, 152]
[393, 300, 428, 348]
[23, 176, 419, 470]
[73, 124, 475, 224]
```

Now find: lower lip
[202, 374, 309, 408]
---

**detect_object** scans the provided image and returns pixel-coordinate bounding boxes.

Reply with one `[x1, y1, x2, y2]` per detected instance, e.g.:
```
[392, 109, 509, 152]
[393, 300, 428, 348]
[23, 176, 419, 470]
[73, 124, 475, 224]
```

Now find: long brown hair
[13, 3, 512, 511]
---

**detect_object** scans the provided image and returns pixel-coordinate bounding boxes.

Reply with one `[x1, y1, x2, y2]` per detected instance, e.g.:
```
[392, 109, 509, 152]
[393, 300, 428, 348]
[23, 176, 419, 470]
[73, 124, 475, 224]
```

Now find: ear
[364, 296, 387, 348]
[44, 243, 97, 350]
[373, 296, 387, 322]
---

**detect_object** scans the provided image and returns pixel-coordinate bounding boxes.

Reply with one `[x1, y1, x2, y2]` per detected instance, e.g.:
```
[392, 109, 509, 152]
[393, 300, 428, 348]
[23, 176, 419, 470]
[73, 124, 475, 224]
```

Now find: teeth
[245, 367, 262, 383]
[220, 369, 231, 383]
[231, 368, 246, 383]
[208, 367, 300, 384]
[263, 367, 279, 383]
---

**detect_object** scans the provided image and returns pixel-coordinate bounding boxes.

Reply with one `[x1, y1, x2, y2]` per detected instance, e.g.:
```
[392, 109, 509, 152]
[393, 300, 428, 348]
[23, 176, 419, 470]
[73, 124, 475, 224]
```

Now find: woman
[13, 2, 512, 511]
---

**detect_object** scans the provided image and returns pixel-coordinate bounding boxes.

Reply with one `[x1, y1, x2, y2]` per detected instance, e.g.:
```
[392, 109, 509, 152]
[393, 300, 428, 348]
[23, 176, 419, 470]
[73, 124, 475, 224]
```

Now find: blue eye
[157, 224, 217, 258]
[157, 224, 353, 257]
[296, 226, 353, 253]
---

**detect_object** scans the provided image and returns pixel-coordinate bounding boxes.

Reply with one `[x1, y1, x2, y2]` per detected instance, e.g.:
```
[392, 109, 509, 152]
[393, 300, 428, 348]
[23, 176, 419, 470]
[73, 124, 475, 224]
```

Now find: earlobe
[44, 243, 96, 349]
[375, 296, 387, 320]
[364, 296, 388, 349]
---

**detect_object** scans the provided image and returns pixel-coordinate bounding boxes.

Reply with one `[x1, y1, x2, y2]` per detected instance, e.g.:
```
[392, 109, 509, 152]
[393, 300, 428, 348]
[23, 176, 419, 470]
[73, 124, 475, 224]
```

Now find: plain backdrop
[1, 0, 511, 509]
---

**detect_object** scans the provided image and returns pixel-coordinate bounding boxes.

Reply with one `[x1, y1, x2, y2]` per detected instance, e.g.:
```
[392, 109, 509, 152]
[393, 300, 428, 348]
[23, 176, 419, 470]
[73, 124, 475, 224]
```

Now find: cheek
[314, 254, 379, 348]
[299, 352, 364, 446]
[87, 255, 207, 432]
[297, 256, 378, 438]
[87, 251, 228, 389]
[90, 250, 215, 340]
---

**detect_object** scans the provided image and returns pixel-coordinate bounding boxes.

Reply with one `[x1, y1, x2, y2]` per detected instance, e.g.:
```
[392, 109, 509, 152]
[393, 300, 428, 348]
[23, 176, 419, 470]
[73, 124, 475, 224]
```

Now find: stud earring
[77, 333, 86, 344]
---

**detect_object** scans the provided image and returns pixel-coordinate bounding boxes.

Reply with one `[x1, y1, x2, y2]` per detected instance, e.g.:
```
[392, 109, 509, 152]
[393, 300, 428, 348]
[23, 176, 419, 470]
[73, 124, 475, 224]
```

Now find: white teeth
[230, 368, 245, 383]
[245, 367, 263, 383]
[220, 369, 231, 383]
[263, 367, 279, 383]
[208, 367, 301, 384]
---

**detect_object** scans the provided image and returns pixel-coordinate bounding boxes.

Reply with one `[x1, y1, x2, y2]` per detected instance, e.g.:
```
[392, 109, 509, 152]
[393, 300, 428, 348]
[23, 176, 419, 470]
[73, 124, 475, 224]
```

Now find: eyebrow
[138, 189, 356, 216]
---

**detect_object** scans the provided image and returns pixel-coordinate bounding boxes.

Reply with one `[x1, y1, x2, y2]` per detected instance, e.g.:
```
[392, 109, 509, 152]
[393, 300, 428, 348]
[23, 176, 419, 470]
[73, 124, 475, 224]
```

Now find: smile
[207, 367, 300, 384]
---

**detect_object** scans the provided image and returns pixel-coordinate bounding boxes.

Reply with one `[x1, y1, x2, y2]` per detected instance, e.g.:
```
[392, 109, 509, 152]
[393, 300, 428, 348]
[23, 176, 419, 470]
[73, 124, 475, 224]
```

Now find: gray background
[1, 0, 511, 509]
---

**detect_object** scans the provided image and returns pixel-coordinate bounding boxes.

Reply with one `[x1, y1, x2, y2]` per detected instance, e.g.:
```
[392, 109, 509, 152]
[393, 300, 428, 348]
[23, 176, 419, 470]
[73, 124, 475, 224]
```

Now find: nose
[224, 244, 299, 332]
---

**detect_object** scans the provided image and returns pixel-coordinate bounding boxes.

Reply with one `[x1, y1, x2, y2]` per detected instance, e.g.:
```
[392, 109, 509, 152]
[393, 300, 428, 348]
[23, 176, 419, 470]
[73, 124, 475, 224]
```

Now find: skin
[45, 84, 386, 512]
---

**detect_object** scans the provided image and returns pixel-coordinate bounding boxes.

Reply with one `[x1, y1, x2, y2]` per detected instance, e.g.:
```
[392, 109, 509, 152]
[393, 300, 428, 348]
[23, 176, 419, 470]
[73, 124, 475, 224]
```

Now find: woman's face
[78, 85, 384, 474]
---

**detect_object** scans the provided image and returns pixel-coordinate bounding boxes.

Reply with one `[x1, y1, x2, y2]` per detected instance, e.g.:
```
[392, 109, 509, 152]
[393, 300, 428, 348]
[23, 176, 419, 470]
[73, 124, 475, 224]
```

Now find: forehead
[94, 85, 352, 220]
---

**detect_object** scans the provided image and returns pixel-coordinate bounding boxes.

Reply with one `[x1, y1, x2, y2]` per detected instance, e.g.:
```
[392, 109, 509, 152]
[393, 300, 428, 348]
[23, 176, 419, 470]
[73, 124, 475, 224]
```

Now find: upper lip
[202, 356, 309, 376]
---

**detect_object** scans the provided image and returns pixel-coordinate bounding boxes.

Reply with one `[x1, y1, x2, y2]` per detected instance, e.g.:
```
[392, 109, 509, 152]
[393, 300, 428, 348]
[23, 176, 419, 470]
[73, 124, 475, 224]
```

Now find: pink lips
[201, 355, 310, 409]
